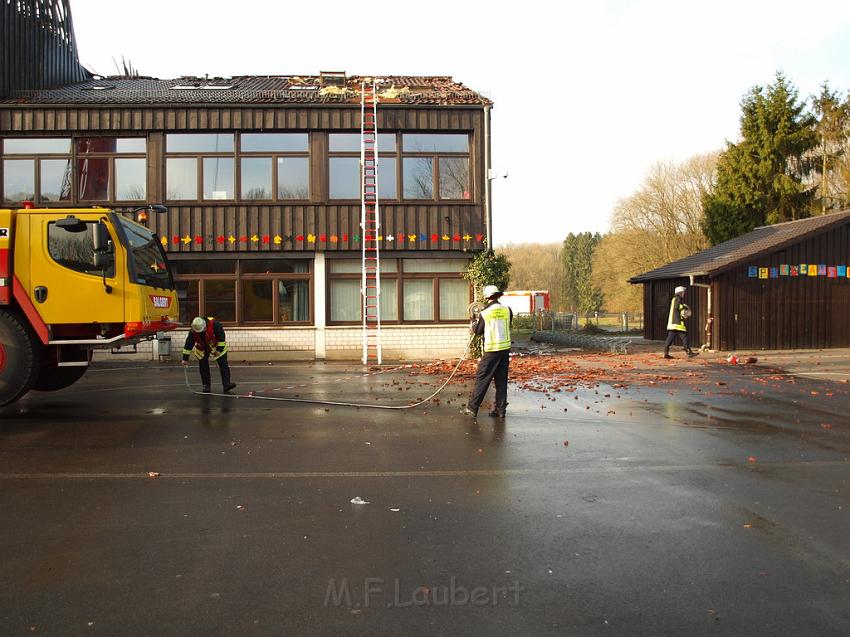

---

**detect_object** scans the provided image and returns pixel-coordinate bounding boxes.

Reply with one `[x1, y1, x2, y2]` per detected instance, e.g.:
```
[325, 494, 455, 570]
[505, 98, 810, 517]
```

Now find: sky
[69, 0, 850, 245]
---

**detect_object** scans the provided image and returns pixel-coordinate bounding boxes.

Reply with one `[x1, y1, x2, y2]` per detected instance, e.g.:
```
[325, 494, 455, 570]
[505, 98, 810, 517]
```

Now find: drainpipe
[483, 104, 493, 248]
[688, 274, 712, 350]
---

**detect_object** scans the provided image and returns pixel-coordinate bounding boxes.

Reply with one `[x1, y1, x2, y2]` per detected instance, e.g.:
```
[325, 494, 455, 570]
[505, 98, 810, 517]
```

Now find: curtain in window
[330, 280, 361, 321]
[439, 279, 469, 320]
[403, 280, 433, 320]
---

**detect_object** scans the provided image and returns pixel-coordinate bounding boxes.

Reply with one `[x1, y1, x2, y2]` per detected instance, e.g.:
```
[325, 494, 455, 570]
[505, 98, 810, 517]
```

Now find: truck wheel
[0, 309, 42, 407]
[32, 366, 88, 392]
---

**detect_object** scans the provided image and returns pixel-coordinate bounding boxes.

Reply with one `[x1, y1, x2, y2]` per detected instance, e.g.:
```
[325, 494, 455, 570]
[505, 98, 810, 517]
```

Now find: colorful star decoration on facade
[163, 231, 484, 249]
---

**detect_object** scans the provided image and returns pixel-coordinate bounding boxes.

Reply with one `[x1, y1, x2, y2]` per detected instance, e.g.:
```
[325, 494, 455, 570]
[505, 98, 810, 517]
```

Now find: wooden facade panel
[2, 105, 483, 133]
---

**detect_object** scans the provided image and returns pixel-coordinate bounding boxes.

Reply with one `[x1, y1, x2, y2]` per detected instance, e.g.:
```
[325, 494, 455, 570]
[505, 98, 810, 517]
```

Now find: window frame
[326, 258, 470, 326]
[327, 132, 398, 202]
[165, 132, 311, 204]
[172, 258, 313, 326]
[238, 133, 311, 203]
[1, 137, 147, 204]
[401, 133, 472, 203]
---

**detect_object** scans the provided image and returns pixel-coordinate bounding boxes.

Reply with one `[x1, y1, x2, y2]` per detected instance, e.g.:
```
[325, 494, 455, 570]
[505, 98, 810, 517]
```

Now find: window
[173, 258, 311, 325]
[403, 279, 433, 321]
[2, 137, 147, 203]
[2, 138, 72, 203]
[240, 133, 309, 201]
[166, 133, 309, 202]
[166, 133, 235, 202]
[203, 157, 234, 200]
[329, 133, 397, 200]
[401, 134, 470, 201]
[75, 137, 147, 201]
[47, 221, 115, 278]
[327, 258, 469, 324]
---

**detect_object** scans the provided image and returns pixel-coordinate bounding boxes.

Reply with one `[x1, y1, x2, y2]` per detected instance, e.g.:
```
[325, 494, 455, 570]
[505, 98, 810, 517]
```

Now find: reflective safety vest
[184, 317, 229, 359]
[667, 296, 688, 332]
[481, 304, 512, 352]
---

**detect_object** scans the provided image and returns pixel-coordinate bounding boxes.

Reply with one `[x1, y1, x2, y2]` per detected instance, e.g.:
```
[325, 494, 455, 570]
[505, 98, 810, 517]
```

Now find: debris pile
[409, 353, 709, 392]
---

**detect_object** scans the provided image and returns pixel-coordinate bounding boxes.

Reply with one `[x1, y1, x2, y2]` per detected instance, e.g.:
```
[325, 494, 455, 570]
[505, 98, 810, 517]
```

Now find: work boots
[488, 403, 508, 418]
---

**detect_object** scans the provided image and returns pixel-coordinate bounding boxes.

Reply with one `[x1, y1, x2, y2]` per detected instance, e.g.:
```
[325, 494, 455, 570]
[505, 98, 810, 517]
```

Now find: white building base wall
[93, 325, 469, 362]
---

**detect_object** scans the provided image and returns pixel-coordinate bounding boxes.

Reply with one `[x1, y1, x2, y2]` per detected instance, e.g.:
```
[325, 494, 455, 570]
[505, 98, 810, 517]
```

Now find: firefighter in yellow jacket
[663, 286, 698, 359]
[182, 316, 237, 393]
[464, 285, 513, 418]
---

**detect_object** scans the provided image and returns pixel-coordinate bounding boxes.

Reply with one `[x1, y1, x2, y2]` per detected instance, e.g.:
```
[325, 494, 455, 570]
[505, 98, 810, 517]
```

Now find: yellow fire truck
[0, 204, 178, 406]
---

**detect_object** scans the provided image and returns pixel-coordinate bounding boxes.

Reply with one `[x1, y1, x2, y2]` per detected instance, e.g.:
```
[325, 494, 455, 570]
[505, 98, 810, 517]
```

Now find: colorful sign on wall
[747, 263, 850, 280]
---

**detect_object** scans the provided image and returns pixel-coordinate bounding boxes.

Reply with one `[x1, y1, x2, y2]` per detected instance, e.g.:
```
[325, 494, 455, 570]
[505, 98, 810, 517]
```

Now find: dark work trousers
[198, 353, 231, 387]
[469, 349, 510, 411]
[663, 330, 690, 354]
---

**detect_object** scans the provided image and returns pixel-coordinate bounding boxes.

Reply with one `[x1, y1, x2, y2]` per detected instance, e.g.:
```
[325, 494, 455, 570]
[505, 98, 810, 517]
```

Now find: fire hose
[182, 302, 485, 409]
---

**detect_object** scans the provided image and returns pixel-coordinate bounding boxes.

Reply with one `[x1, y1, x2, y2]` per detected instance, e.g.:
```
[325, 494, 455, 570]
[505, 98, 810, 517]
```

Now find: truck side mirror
[93, 252, 110, 269]
[92, 222, 111, 253]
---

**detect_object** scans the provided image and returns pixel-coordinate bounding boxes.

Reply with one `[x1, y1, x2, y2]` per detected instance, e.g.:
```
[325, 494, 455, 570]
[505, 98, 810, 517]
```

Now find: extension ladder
[361, 79, 382, 364]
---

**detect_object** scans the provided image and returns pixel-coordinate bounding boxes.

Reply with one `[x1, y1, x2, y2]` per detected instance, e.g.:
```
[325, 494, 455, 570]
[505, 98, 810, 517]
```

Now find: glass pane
[379, 157, 396, 199]
[177, 280, 200, 325]
[329, 133, 396, 152]
[242, 259, 310, 274]
[241, 133, 308, 152]
[172, 260, 235, 275]
[277, 157, 309, 199]
[115, 158, 146, 200]
[76, 138, 144, 154]
[329, 259, 397, 273]
[380, 279, 398, 321]
[403, 134, 468, 153]
[330, 279, 361, 322]
[3, 159, 34, 201]
[47, 221, 114, 278]
[166, 157, 197, 200]
[116, 138, 146, 153]
[203, 157, 234, 200]
[4, 138, 71, 154]
[439, 157, 470, 200]
[439, 279, 469, 320]
[76, 156, 109, 200]
[403, 279, 434, 320]
[278, 280, 310, 322]
[39, 159, 71, 202]
[403, 157, 433, 199]
[241, 157, 272, 200]
[243, 280, 273, 321]
[403, 258, 469, 273]
[329, 157, 359, 199]
[166, 133, 234, 153]
[204, 280, 236, 322]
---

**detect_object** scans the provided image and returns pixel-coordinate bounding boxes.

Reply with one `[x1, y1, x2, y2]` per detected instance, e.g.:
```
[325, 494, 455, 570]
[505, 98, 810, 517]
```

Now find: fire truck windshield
[112, 214, 174, 290]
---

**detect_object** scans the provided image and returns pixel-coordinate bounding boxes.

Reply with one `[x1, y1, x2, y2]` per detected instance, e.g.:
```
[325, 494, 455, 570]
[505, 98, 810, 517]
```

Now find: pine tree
[703, 73, 818, 244]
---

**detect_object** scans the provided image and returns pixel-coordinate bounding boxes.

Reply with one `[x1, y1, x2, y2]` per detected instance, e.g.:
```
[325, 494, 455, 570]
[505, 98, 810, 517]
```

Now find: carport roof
[630, 209, 850, 283]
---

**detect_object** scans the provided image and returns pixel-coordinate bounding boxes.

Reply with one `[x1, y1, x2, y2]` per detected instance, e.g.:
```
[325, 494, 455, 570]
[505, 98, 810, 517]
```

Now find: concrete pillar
[314, 252, 326, 359]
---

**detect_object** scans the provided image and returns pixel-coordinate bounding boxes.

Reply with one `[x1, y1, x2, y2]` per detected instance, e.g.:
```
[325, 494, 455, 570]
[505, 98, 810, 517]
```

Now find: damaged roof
[0, 74, 491, 106]
[630, 209, 850, 283]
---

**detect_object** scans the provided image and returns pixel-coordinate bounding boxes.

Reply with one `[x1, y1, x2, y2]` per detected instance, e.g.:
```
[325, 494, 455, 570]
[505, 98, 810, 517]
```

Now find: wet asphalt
[0, 355, 848, 636]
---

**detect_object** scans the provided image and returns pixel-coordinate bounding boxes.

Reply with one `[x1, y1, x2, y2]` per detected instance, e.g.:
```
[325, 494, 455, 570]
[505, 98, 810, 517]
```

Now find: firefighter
[464, 285, 513, 418]
[664, 286, 698, 359]
[181, 316, 236, 393]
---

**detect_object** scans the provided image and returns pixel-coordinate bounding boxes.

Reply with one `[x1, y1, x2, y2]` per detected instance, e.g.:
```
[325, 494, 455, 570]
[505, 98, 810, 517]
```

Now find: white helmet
[482, 285, 501, 299]
[191, 317, 207, 332]
[674, 286, 686, 295]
